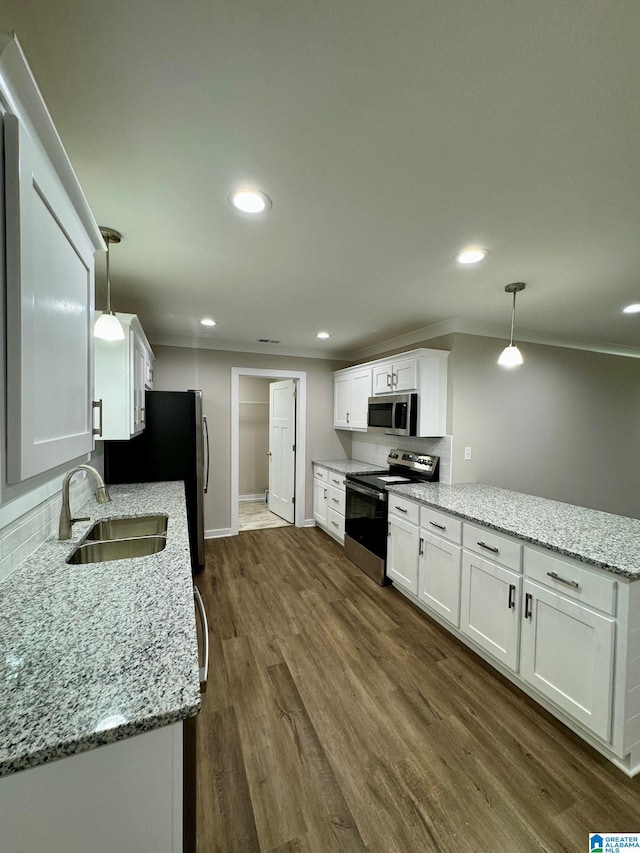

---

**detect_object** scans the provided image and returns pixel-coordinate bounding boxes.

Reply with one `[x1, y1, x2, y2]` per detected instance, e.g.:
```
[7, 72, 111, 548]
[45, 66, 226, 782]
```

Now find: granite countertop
[387, 482, 640, 579]
[313, 459, 385, 476]
[0, 481, 201, 777]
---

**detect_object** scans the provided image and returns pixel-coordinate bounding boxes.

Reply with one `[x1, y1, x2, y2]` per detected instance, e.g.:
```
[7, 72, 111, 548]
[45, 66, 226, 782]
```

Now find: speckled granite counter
[0, 481, 201, 777]
[313, 459, 385, 476]
[387, 482, 640, 579]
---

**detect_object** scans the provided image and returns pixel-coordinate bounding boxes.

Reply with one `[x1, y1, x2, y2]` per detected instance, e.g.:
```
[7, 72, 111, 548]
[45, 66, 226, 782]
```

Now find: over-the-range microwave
[367, 393, 418, 436]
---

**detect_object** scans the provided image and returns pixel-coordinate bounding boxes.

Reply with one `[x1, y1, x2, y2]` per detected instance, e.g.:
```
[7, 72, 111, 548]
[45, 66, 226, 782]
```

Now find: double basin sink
[67, 515, 168, 564]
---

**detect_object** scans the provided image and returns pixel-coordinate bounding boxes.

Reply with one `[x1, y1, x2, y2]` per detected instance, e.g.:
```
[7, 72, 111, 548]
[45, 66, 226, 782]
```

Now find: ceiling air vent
[257, 338, 281, 344]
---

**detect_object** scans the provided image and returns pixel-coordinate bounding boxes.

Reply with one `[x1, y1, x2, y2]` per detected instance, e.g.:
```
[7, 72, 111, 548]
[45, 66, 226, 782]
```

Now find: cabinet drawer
[524, 547, 617, 616]
[388, 496, 420, 525]
[420, 507, 462, 544]
[463, 523, 522, 572]
[327, 472, 345, 490]
[327, 484, 346, 515]
[327, 507, 345, 541]
[313, 466, 328, 483]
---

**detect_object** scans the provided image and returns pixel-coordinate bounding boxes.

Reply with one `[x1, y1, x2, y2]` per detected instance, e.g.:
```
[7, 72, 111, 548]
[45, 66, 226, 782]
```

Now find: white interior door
[268, 380, 296, 523]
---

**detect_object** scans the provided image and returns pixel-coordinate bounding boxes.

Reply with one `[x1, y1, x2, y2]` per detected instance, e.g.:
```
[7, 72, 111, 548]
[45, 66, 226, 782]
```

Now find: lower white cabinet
[0, 723, 183, 853]
[520, 578, 615, 740]
[313, 466, 345, 543]
[387, 513, 419, 595]
[460, 551, 522, 672]
[418, 531, 462, 627]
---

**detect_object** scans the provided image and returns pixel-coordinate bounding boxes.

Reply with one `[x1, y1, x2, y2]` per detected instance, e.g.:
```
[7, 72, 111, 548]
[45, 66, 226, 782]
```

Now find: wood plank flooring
[195, 526, 640, 852]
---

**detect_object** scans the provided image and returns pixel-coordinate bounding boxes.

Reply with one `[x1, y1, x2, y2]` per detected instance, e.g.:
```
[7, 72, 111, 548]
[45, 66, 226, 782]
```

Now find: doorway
[231, 367, 307, 536]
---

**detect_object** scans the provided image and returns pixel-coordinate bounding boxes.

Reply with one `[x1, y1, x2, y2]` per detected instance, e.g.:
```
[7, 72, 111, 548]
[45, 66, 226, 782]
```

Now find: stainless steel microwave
[367, 393, 418, 436]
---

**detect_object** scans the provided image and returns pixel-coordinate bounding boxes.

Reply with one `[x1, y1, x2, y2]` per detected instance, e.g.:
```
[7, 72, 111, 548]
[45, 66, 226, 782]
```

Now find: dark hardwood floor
[195, 526, 640, 852]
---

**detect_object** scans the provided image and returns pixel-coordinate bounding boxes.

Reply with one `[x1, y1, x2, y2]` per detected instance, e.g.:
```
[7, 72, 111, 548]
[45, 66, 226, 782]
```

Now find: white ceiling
[3, 0, 640, 358]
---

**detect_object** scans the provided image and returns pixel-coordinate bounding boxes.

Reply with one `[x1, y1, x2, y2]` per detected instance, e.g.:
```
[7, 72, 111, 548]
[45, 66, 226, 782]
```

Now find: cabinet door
[333, 375, 351, 428]
[313, 479, 328, 526]
[372, 363, 393, 395]
[392, 357, 418, 391]
[350, 368, 372, 429]
[132, 336, 146, 433]
[520, 579, 615, 741]
[4, 113, 96, 482]
[387, 515, 419, 595]
[418, 531, 462, 627]
[460, 551, 521, 672]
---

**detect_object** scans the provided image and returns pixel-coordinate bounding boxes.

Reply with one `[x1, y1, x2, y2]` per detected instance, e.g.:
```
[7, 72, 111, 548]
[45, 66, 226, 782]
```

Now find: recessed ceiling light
[200, 318, 216, 326]
[622, 303, 640, 314]
[316, 331, 330, 339]
[228, 188, 272, 214]
[455, 247, 490, 265]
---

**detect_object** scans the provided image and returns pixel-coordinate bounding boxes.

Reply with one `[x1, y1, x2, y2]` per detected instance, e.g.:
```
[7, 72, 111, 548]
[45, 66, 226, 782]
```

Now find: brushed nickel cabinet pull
[92, 400, 103, 436]
[194, 586, 209, 691]
[430, 521, 445, 530]
[395, 506, 408, 513]
[346, 412, 350, 424]
[419, 537, 424, 556]
[478, 541, 499, 554]
[332, 497, 339, 503]
[508, 584, 516, 609]
[547, 571, 580, 589]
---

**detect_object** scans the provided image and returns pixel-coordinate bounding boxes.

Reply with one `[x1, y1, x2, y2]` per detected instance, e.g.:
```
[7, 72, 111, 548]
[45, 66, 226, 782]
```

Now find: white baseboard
[205, 528, 233, 539]
[303, 518, 316, 527]
[239, 494, 267, 502]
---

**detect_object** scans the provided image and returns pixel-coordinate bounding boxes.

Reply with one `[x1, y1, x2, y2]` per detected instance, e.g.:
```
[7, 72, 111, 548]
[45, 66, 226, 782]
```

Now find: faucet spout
[59, 465, 111, 540]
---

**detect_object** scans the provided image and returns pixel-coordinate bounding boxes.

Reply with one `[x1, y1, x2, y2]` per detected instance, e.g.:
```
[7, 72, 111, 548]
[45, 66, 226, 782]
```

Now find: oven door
[344, 481, 388, 560]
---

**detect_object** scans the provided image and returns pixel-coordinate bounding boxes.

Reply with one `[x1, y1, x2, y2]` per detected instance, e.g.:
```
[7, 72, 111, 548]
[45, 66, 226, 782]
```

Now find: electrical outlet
[464, 446, 472, 461]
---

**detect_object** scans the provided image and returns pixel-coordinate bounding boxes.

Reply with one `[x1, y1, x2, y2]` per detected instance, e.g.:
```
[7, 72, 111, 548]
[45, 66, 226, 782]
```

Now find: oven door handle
[347, 481, 386, 501]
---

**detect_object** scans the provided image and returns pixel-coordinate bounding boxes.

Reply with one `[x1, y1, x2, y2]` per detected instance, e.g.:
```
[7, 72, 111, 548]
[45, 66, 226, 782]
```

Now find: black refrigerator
[103, 390, 209, 573]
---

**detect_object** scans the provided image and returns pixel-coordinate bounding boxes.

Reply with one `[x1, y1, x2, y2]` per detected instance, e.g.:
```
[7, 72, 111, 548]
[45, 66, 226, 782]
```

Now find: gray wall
[238, 376, 270, 498]
[153, 346, 350, 532]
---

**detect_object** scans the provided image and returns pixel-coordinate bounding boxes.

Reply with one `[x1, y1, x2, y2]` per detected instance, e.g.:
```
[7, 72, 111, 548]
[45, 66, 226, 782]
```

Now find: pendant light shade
[498, 282, 525, 368]
[95, 227, 124, 341]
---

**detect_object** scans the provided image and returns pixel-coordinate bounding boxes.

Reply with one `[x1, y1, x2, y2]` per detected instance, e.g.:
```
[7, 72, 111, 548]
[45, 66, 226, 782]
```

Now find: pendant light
[94, 227, 125, 341]
[498, 282, 526, 367]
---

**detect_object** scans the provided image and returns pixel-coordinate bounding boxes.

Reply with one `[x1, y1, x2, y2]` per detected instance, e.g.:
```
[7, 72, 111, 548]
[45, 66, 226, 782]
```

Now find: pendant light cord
[509, 289, 517, 347]
[105, 238, 112, 314]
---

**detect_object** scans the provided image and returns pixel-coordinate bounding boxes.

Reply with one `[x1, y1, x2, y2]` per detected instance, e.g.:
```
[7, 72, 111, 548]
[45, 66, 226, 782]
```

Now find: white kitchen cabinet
[333, 367, 372, 430]
[387, 502, 420, 595]
[334, 348, 448, 436]
[0, 723, 183, 853]
[418, 531, 462, 627]
[94, 313, 154, 441]
[1, 36, 104, 483]
[313, 466, 345, 543]
[460, 549, 522, 672]
[372, 357, 418, 394]
[520, 579, 615, 741]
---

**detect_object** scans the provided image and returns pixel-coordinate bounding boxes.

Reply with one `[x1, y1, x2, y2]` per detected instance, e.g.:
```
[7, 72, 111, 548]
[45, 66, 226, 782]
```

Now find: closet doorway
[230, 367, 307, 536]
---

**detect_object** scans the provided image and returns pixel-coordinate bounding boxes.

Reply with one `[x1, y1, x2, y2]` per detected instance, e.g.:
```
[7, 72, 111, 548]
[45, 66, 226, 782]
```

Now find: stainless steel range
[344, 450, 439, 585]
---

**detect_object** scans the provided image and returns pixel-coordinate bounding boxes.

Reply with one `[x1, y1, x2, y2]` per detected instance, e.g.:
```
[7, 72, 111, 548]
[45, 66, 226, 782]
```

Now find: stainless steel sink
[67, 535, 167, 564]
[84, 515, 168, 541]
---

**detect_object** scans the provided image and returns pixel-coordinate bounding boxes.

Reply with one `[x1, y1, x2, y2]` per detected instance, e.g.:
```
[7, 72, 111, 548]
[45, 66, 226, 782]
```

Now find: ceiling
[3, 0, 640, 359]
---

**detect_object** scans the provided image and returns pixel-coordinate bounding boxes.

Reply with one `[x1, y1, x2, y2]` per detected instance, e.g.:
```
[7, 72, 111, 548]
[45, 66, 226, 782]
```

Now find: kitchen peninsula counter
[386, 482, 640, 579]
[0, 481, 201, 777]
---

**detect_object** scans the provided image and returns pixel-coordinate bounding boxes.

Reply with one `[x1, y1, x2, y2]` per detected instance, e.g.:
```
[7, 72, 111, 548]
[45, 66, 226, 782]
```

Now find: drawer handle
[508, 583, 516, 609]
[332, 497, 340, 503]
[477, 541, 499, 554]
[346, 412, 350, 424]
[419, 537, 424, 556]
[547, 571, 580, 590]
[429, 521, 445, 530]
[395, 506, 408, 513]
[331, 521, 339, 528]
[332, 478, 340, 484]
[525, 592, 533, 619]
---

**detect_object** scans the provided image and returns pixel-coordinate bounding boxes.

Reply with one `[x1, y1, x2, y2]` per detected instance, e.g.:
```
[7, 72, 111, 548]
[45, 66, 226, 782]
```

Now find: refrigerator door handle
[203, 415, 210, 494]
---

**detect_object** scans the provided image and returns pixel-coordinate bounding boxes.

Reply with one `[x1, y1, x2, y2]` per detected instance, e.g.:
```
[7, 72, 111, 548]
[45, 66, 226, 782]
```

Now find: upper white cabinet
[333, 367, 371, 430]
[1, 36, 104, 483]
[372, 357, 418, 394]
[333, 348, 449, 436]
[95, 314, 154, 441]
